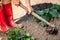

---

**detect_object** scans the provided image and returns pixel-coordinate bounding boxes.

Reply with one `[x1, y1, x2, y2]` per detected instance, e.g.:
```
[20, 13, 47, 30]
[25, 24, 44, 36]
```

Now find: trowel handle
[32, 12, 55, 27]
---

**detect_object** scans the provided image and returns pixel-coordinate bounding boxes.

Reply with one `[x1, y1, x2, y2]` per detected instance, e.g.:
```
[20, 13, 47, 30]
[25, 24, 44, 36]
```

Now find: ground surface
[16, 15, 60, 40]
[0, 3, 60, 40]
[0, 15, 60, 40]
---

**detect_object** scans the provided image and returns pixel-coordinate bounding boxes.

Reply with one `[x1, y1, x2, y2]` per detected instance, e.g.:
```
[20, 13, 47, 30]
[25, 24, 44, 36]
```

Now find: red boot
[0, 6, 9, 33]
[3, 3, 23, 28]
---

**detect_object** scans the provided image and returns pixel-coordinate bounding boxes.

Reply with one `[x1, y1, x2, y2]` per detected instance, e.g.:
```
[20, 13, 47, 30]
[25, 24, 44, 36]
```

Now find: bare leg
[2, 0, 11, 4]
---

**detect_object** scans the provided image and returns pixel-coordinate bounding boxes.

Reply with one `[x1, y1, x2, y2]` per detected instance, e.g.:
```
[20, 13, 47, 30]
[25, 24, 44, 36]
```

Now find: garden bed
[0, 3, 60, 40]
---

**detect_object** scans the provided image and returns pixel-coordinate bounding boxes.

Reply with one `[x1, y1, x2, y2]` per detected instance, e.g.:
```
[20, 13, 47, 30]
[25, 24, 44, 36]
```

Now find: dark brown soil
[32, 3, 53, 10]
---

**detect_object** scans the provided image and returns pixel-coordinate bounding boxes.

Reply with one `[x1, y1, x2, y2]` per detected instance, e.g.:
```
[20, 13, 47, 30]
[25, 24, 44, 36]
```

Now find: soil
[0, 3, 60, 40]
[17, 15, 60, 40]
[32, 3, 52, 10]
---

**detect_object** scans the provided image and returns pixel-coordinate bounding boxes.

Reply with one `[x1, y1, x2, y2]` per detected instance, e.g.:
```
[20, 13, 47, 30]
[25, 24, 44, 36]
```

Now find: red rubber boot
[0, 6, 9, 33]
[3, 3, 23, 28]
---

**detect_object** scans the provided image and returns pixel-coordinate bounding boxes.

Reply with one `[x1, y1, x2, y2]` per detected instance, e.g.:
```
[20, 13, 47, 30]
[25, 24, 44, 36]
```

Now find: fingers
[27, 7, 34, 14]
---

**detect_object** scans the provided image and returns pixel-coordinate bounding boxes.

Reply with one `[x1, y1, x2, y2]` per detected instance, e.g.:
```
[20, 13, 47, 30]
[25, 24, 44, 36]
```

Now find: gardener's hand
[27, 6, 34, 14]
[12, 0, 21, 6]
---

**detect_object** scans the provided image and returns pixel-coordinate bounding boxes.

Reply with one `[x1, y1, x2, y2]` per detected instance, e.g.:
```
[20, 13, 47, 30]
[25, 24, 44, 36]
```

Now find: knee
[2, 0, 11, 4]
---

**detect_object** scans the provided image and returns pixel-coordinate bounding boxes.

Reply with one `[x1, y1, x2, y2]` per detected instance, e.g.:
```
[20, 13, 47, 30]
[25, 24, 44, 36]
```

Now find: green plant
[51, 4, 60, 18]
[33, 4, 60, 26]
[7, 28, 35, 40]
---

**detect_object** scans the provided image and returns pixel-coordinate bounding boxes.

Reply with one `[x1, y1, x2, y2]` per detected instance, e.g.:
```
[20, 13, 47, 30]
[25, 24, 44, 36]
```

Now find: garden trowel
[19, 3, 58, 34]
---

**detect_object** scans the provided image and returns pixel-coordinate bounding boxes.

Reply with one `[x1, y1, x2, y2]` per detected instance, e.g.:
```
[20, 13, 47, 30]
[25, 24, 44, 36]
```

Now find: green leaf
[26, 33, 31, 37]
[26, 38, 31, 40]
[33, 16, 38, 22]
[57, 13, 60, 18]
[36, 10, 44, 15]
[51, 4, 60, 9]
[30, 36, 35, 40]
[43, 8, 49, 13]
[50, 9, 58, 17]
[39, 21, 46, 26]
